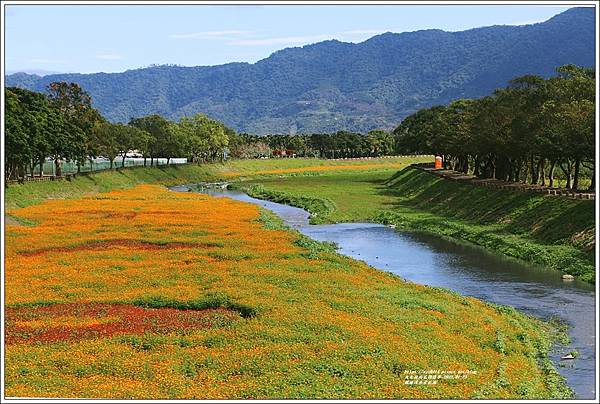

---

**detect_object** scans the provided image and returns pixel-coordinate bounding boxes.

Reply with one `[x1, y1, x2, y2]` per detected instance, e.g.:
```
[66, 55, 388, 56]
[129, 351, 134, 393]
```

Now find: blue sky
[5, 3, 576, 74]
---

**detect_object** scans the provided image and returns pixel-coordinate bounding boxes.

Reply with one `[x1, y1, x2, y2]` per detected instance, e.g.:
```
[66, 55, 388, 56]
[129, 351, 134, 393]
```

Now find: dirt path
[5, 215, 25, 227]
[413, 164, 595, 200]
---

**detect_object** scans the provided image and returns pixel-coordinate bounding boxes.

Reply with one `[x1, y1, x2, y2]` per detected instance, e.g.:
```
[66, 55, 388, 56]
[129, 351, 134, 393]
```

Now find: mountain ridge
[6, 7, 595, 134]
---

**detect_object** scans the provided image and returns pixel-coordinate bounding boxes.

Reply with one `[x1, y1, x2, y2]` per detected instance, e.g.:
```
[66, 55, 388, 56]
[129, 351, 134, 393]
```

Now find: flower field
[4, 184, 568, 399]
[222, 162, 411, 178]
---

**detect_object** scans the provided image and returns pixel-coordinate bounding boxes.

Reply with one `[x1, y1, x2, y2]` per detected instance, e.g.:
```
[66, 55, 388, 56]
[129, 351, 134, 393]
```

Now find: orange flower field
[222, 163, 407, 178]
[4, 185, 564, 399]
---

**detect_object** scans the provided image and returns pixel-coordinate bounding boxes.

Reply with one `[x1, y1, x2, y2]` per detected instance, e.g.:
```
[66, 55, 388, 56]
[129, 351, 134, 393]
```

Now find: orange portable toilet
[434, 156, 442, 169]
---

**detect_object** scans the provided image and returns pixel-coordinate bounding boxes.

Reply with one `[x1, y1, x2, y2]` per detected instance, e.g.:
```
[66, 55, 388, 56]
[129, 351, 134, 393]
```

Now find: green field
[232, 170, 397, 223]
[5, 156, 429, 210]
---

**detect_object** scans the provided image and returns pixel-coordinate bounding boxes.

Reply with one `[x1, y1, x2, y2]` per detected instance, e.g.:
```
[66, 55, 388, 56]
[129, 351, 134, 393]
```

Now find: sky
[4, 3, 577, 75]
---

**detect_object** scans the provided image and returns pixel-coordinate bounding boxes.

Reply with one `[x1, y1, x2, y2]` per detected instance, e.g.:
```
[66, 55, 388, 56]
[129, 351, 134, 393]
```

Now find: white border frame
[1, 1, 598, 403]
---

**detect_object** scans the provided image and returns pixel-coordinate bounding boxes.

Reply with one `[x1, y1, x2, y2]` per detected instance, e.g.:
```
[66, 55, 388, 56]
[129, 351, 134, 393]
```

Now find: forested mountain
[5, 7, 595, 134]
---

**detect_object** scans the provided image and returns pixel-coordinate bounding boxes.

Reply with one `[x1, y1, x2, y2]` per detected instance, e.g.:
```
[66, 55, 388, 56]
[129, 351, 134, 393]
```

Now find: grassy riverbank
[6, 158, 593, 282]
[5, 156, 428, 210]
[4, 165, 218, 210]
[5, 184, 571, 399]
[236, 167, 595, 283]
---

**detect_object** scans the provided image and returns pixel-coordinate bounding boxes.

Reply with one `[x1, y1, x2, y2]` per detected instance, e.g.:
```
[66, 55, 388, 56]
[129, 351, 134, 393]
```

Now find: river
[171, 185, 596, 399]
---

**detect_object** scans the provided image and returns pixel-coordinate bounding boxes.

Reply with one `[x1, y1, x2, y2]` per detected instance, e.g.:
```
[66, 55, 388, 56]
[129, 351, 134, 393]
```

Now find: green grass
[218, 156, 428, 173]
[384, 168, 594, 251]
[237, 166, 595, 283]
[5, 156, 429, 210]
[235, 183, 336, 224]
[235, 170, 400, 222]
[5, 165, 218, 210]
[131, 293, 257, 319]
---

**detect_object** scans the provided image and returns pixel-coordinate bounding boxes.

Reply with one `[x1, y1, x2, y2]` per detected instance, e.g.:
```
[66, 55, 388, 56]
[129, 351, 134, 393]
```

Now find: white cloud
[229, 34, 330, 46]
[95, 53, 122, 60]
[506, 19, 545, 26]
[340, 29, 388, 35]
[27, 58, 67, 64]
[169, 30, 255, 39]
[229, 29, 392, 46]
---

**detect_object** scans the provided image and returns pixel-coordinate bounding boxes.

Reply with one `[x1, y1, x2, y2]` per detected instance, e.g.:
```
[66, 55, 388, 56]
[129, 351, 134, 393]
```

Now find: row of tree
[393, 64, 595, 191]
[7, 84, 93, 179]
[6, 82, 400, 184]
[5, 83, 234, 182]
[228, 130, 396, 159]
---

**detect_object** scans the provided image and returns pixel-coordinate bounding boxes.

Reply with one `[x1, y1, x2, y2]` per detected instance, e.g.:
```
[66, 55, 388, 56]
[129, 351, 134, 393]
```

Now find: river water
[171, 185, 596, 399]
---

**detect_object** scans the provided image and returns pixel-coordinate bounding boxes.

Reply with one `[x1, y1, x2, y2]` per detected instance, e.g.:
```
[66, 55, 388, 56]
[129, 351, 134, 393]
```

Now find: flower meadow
[222, 162, 408, 178]
[4, 185, 568, 399]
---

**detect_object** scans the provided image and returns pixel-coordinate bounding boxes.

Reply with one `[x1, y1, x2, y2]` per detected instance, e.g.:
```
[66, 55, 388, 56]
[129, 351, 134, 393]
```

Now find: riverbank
[4, 184, 571, 399]
[4, 156, 430, 211]
[234, 166, 595, 283]
[8, 159, 589, 282]
[4, 165, 218, 210]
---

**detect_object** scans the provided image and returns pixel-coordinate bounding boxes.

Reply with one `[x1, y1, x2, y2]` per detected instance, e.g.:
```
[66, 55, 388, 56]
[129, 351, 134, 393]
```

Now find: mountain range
[5, 7, 595, 134]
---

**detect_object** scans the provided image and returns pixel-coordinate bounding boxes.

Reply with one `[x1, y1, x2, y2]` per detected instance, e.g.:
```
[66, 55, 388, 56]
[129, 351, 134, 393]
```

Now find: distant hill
[5, 69, 64, 77]
[6, 7, 595, 134]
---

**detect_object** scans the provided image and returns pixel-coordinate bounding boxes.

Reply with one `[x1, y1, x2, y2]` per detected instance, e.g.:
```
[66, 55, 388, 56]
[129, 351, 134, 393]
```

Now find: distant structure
[272, 149, 296, 158]
[127, 149, 144, 158]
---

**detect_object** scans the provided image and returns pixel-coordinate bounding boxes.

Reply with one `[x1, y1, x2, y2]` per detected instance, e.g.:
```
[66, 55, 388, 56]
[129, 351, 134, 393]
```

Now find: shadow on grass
[377, 167, 594, 251]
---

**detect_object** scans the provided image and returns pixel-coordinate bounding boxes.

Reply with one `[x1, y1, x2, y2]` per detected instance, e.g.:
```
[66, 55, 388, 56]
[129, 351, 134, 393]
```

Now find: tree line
[6, 64, 595, 191]
[6, 83, 400, 184]
[228, 130, 396, 159]
[5, 83, 233, 182]
[393, 64, 595, 191]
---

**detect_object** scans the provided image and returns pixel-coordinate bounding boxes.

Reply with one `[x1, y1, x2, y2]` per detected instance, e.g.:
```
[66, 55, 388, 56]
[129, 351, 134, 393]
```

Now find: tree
[5, 89, 30, 182]
[240, 142, 272, 159]
[176, 114, 230, 163]
[392, 65, 594, 189]
[129, 115, 172, 166]
[5, 87, 74, 180]
[117, 125, 150, 167]
[46, 82, 103, 174]
[177, 116, 210, 164]
[394, 105, 448, 160]
[366, 129, 394, 157]
[92, 121, 119, 169]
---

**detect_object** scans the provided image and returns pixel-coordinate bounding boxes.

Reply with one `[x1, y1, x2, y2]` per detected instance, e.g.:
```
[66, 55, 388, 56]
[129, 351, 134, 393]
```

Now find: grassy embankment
[5, 182, 570, 399]
[235, 166, 595, 283]
[4, 156, 426, 211]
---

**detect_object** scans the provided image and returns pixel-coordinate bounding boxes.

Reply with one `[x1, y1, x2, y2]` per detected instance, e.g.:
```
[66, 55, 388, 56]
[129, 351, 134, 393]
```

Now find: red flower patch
[19, 239, 214, 257]
[5, 303, 239, 344]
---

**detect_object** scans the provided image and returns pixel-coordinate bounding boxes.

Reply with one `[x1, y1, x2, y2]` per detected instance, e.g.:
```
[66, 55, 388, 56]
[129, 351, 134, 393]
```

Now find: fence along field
[7, 157, 188, 184]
